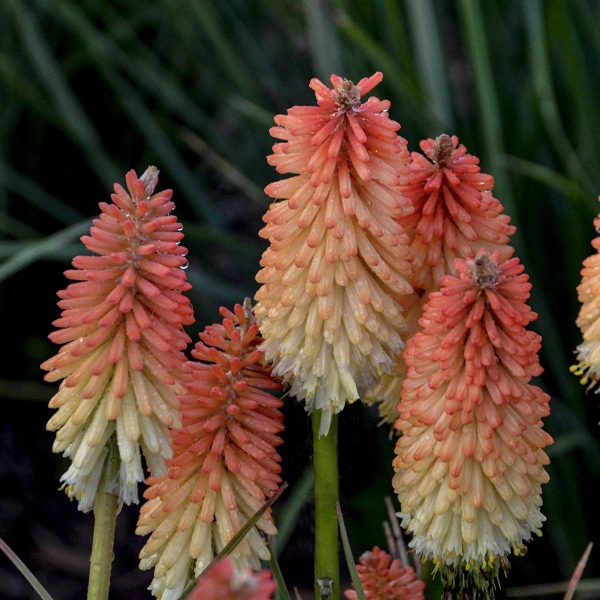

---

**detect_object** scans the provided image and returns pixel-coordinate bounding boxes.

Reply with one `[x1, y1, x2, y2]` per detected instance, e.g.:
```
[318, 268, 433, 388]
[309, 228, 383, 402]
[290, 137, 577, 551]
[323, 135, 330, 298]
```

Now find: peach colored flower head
[367, 135, 517, 425]
[399, 134, 515, 290]
[393, 250, 552, 596]
[188, 557, 275, 600]
[137, 302, 283, 600]
[344, 547, 425, 600]
[255, 72, 413, 434]
[571, 201, 600, 390]
[41, 167, 193, 511]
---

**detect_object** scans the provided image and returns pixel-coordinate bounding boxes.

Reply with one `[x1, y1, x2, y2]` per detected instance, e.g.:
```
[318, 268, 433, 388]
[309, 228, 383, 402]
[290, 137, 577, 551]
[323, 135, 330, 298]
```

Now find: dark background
[1, 0, 600, 598]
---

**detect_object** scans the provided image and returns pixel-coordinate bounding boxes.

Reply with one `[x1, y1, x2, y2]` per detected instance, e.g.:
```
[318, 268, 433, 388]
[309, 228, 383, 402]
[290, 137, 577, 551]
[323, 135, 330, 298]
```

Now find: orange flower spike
[256, 72, 413, 434]
[393, 250, 552, 597]
[42, 167, 194, 512]
[137, 302, 283, 600]
[571, 200, 600, 389]
[188, 557, 275, 600]
[400, 134, 515, 290]
[344, 547, 425, 600]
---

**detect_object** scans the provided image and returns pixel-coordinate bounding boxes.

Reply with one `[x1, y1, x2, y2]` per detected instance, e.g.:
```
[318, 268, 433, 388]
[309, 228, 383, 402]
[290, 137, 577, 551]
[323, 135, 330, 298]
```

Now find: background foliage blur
[1, 0, 600, 598]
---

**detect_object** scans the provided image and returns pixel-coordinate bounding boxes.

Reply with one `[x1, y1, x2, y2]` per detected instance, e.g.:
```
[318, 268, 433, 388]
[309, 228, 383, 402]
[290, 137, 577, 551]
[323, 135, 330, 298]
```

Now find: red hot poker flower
[255, 72, 413, 434]
[188, 557, 275, 600]
[399, 134, 515, 290]
[393, 250, 552, 597]
[42, 167, 193, 511]
[137, 302, 283, 600]
[344, 547, 425, 600]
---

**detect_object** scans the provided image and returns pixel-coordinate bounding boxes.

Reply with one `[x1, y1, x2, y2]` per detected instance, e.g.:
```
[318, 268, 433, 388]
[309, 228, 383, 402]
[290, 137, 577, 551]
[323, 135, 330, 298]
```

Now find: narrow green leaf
[0, 220, 89, 283]
[0, 53, 55, 121]
[50, 2, 220, 226]
[228, 95, 274, 129]
[187, 0, 258, 100]
[524, 0, 595, 193]
[179, 128, 265, 206]
[272, 466, 314, 557]
[303, 0, 344, 79]
[269, 548, 292, 600]
[0, 160, 84, 224]
[457, 0, 516, 220]
[503, 154, 591, 211]
[0, 537, 54, 600]
[336, 502, 366, 600]
[8, 0, 119, 186]
[336, 12, 424, 111]
[405, 0, 454, 128]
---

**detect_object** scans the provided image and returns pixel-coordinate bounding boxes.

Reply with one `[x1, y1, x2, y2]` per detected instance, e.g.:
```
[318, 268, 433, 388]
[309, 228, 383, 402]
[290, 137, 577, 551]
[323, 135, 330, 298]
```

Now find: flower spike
[255, 72, 413, 434]
[572, 200, 600, 391]
[188, 557, 275, 600]
[42, 167, 194, 511]
[393, 250, 552, 597]
[344, 547, 425, 600]
[400, 134, 515, 290]
[137, 302, 283, 600]
[365, 135, 516, 424]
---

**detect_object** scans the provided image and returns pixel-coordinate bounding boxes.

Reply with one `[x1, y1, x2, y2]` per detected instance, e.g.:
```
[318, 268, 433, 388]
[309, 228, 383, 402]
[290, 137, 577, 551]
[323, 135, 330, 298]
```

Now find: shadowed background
[1, 0, 600, 598]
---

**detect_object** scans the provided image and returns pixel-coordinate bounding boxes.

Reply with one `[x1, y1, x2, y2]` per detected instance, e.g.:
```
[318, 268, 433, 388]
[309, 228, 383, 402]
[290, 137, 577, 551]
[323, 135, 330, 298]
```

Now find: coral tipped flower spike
[366, 135, 516, 425]
[572, 199, 600, 391]
[255, 72, 413, 434]
[344, 547, 425, 600]
[400, 134, 515, 290]
[137, 302, 283, 600]
[42, 167, 194, 511]
[393, 250, 552, 597]
[188, 557, 275, 600]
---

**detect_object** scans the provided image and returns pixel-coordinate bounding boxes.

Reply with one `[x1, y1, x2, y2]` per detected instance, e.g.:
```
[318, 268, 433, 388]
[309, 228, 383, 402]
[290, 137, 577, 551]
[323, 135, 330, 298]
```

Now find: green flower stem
[87, 438, 120, 600]
[312, 411, 339, 600]
[422, 560, 443, 600]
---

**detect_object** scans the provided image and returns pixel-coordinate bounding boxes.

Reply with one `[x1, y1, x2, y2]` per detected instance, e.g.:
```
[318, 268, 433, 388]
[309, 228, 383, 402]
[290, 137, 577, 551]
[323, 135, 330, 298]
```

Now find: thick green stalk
[87, 439, 119, 600]
[422, 560, 442, 600]
[312, 411, 339, 600]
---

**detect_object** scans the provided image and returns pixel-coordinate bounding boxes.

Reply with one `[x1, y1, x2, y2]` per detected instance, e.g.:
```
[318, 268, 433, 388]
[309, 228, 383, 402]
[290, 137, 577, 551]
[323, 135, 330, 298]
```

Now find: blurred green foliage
[1, 0, 600, 598]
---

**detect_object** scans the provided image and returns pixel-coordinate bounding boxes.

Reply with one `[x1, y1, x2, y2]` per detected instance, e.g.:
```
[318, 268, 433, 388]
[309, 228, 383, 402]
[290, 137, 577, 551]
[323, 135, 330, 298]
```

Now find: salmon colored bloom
[188, 557, 275, 600]
[571, 202, 600, 390]
[255, 72, 413, 434]
[137, 302, 283, 600]
[367, 135, 516, 424]
[393, 250, 552, 596]
[344, 547, 425, 600]
[399, 134, 515, 290]
[41, 167, 193, 511]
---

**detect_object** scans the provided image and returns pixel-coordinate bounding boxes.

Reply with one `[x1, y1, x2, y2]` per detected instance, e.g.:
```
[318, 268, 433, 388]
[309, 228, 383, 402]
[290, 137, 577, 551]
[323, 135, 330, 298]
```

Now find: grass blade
[179, 127, 265, 206]
[303, 0, 343, 79]
[336, 12, 424, 112]
[405, 0, 453, 128]
[336, 502, 366, 600]
[0, 220, 89, 283]
[269, 547, 292, 600]
[564, 542, 593, 600]
[524, 0, 595, 193]
[272, 466, 314, 557]
[0, 160, 84, 224]
[0, 537, 54, 600]
[8, 0, 118, 186]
